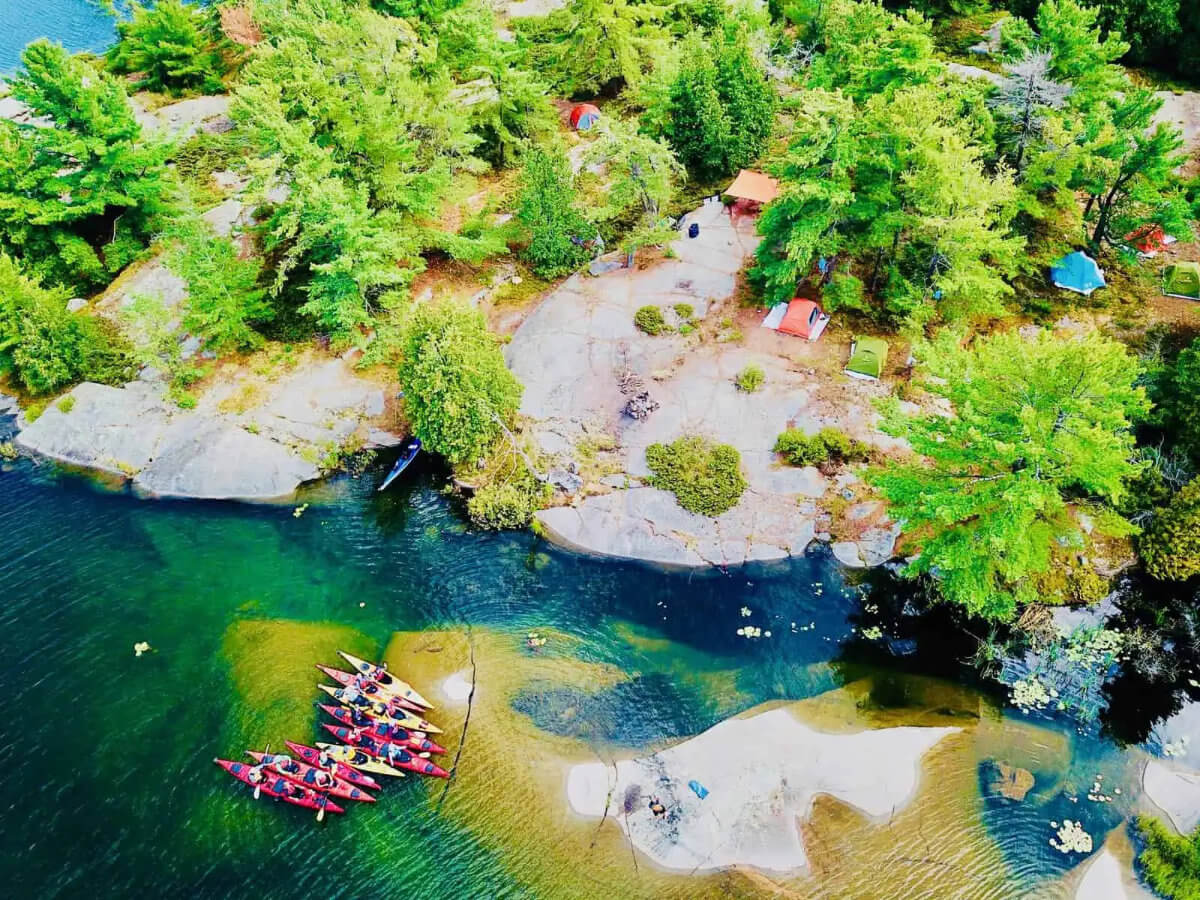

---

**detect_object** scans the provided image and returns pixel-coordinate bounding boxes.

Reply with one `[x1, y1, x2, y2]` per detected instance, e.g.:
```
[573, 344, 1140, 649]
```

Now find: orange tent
[724, 170, 780, 205]
[1125, 224, 1174, 256]
[778, 299, 829, 341]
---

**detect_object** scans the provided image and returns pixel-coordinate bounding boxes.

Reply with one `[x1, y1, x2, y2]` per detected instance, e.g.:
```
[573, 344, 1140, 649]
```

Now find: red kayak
[321, 725, 449, 778]
[284, 741, 381, 791]
[319, 704, 446, 755]
[213, 758, 345, 814]
[245, 751, 375, 803]
[316, 664, 424, 713]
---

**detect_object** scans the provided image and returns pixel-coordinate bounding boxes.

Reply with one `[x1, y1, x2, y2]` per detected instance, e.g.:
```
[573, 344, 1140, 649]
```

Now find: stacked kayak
[214, 759, 345, 815]
[215, 652, 448, 821]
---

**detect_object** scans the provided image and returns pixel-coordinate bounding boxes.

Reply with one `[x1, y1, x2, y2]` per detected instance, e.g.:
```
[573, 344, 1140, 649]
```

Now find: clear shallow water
[0, 0, 115, 71]
[0, 434, 1153, 899]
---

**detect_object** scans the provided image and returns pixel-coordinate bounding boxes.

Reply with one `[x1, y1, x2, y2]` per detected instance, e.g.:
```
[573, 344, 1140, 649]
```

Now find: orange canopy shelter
[725, 170, 780, 205]
[778, 299, 829, 341]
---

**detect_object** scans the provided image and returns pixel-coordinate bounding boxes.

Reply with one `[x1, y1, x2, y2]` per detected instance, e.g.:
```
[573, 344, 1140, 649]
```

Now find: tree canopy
[397, 300, 523, 465]
[0, 41, 171, 290]
[106, 0, 231, 96]
[871, 330, 1146, 620]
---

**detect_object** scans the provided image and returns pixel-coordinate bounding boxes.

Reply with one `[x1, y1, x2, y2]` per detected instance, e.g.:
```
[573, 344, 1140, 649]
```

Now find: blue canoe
[378, 438, 421, 492]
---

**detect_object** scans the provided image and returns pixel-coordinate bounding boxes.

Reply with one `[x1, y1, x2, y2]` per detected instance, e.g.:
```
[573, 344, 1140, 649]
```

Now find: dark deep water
[0, 439, 1169, 899]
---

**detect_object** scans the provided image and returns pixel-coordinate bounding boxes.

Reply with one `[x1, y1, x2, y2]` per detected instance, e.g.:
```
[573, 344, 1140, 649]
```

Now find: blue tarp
[1050, 251, 1106, 295]
[688, 779, 709, 799]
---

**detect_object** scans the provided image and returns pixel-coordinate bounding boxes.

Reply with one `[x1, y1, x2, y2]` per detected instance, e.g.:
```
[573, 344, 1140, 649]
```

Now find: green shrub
[645, 435, 747, 516]
[1140, 481, 1200, 581]
[774, 427, 870, 468]
[673, 302, 694, 321]
[106, 0, 230, 96]
[24, 401, 46, 423]
[634, 305, 668, 335]
[399, 300, 523, 465]
[56, 395, 76, 414]
[467, 478, 548, 530]
[735, 364, 765, 393]
[1136, 816, 1200, 900]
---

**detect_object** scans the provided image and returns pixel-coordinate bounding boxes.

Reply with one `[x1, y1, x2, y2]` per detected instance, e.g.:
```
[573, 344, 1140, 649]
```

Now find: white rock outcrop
[567, 707, 958, 873]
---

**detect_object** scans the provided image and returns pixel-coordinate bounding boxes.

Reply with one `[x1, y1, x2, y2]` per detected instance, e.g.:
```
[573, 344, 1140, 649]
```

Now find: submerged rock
[1142, 758, 1200, 833]
[985, 760, 1035, 801]
[567, 707, 960, 873]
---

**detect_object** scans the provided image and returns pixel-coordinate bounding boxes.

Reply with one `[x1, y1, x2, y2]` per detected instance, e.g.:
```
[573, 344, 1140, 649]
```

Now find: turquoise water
[0, 0, 115, 71]
[0, 420, 1154, 898]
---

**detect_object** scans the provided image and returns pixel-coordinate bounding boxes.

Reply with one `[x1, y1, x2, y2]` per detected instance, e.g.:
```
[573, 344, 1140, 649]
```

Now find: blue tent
[1050, 251, 1106, 295]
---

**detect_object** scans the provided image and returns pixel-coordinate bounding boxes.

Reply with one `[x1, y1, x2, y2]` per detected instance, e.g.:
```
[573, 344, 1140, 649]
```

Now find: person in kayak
[313, 770, 335, 790]
[317, 750, 340, 774]
[381, 743, 412, 766]
[247, 764, 268, 785]
[353, 673, 382, 696]
[351, 706, 374, 727]
[338, 685, 368, 707]
[370, 700, 393, 718]
[271, 755, 301, 776]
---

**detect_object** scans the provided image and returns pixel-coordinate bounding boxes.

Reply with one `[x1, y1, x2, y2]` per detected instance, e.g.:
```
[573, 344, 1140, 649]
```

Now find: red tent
[1125, 224, 1174, 256]
[569, 104, 601, 131]
[778, 299, 829, 341]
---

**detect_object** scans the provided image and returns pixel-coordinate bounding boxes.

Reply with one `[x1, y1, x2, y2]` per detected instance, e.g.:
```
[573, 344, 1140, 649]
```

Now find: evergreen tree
[665, 42, 733, 179]
[398, 300, 523, 465]
[516, 148, 595, 278]
[871, 330, 1147, 621]
[0, 254, 131, 395]
[106, 0, 230, 96]
[0, 41, 171, 290]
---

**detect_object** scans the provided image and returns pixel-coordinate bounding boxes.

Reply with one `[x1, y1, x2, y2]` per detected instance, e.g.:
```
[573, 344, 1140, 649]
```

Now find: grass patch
[56, 395, 76, 414]
[1136, 816, 1200, 900]
[645, 435, 747, 516]
[735, 364, 765, 393]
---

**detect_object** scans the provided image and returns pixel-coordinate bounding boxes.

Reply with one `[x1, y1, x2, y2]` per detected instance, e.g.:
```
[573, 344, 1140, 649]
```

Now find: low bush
[774, 427, 870, 468]
[56, 396, 76, 414]
[1136, 816, 1200, 900]
[645, 435, 747, 516]
[735, 364, 764, 393]
[634, 305, 668, 335]
[673, 302, 694, 321]
[1140, 481, 1200, 581]
[467, 474, 549, 530]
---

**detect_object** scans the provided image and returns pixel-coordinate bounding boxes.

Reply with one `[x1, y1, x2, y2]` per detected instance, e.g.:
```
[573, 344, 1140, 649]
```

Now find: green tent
[846, 336, 889, 380]
[1164, 261, 1200, 300]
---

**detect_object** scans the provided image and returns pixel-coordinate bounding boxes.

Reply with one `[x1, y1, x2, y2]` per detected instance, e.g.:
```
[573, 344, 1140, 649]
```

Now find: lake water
[0, 418, 1156, 898]
[0, 0, 115, 71]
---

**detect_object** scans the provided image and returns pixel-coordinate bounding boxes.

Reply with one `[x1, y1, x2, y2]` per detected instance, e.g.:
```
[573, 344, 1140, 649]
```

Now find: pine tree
[516, 148, 595, 278]
[870, 330, 1147, 621]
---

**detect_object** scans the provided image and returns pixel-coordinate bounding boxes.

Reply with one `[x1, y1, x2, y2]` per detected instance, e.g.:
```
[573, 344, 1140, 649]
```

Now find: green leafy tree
[398, 300, 523, 465]
[232, 3, 494, 343]
[1150, 338, 1200, 469]
[163, 210, 271, 353]
[871, 330, 1147, 621]
[0, 254, 130, 394]
[1075, 91, 1187, 248]
[106, 0, 230, 96]
[1140, 481, 1200, 582]
[516, 148, 595, 278]
[666, 30, 775, 179]
[0, 41, 171, 290]
[517, 0, 669, 95]
[585, 119, 683, 225]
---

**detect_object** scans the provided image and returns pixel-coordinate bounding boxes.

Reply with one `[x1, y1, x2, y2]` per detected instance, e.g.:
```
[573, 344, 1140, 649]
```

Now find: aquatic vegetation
[1003, 625, 1124, 722]
[220, 618, 375, 747]
[1049, 819, 1092, 854]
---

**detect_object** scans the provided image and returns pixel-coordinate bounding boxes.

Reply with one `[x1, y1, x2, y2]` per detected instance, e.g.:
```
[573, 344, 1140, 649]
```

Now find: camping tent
[569, 103, 601, 131]
[1164, 261, 1200, 300]
[846, 336, 888, 380]
[1125, 224, 1175, 257]
[724, 170, 780, 205]
[1050, 251, 1106, 295]
[778, 299, 829, 341]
